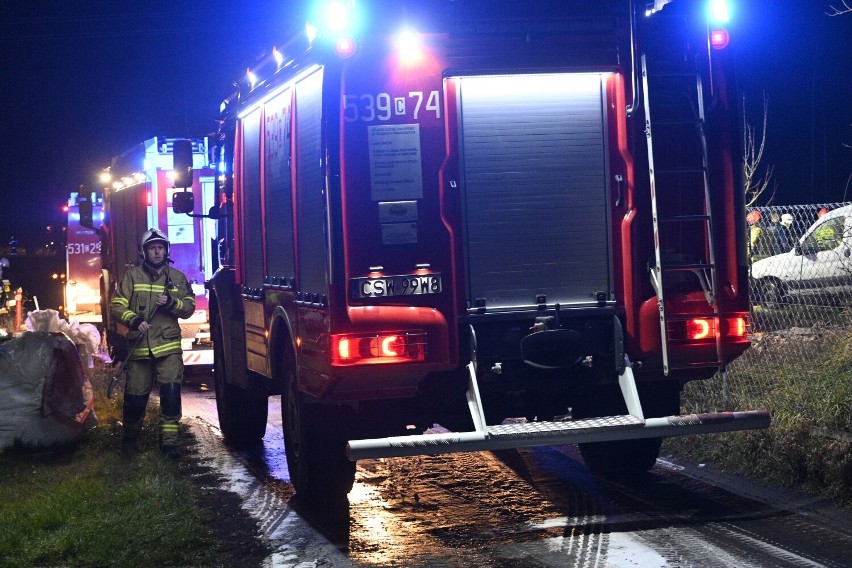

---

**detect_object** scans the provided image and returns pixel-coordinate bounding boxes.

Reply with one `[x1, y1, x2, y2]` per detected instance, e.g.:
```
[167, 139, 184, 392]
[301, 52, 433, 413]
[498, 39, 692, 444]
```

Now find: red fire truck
[65, 192, 104, 324]
[94, 137, 216, 366]
[184, 0, 768, 497]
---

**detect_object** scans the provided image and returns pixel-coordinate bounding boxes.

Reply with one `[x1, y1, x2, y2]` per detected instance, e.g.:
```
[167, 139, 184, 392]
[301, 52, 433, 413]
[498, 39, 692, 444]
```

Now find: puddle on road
[183, 391, 646, 567]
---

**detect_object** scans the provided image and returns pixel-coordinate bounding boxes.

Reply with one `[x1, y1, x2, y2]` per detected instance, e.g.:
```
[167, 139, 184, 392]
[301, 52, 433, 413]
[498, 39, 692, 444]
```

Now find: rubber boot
[121, 436, 139, 457]
[159, 382, 182, 459]
[122, 393, 149, 457]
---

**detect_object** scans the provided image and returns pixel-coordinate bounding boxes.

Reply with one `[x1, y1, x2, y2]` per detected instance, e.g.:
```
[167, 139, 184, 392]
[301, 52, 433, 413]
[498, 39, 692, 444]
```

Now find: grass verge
[0, 361, 270, 567]
[665, 326, 852, 506]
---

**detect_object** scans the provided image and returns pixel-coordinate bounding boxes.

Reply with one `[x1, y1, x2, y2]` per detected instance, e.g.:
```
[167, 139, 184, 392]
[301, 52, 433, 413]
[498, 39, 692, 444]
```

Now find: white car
[751, 205, 852, 305]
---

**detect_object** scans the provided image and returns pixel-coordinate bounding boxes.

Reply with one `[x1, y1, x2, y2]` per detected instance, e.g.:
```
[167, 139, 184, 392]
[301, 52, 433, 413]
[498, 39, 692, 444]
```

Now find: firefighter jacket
[111, 263, 195, 360]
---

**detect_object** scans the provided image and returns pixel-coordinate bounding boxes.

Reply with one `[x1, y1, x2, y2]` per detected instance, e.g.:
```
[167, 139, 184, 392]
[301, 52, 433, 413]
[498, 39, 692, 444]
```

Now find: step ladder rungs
[659, 214, 711, 223]
[653, 166, 706, 174]
[642, 52, 720, 377]
[666, 313, 718, 322]
[647, 71, 699, 79]
[653, 119, 704, 127]
[661, 262, 714, 271]
[667, 360, 724, 371]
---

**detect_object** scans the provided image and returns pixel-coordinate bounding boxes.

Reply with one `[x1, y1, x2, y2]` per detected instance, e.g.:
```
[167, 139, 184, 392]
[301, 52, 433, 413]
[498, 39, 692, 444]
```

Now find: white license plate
[351, 274, 442, 298]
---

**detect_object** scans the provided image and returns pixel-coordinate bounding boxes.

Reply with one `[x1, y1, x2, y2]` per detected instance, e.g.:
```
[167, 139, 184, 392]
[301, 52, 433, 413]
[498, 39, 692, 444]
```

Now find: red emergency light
[331, 331, 426, 365]
[710, 28, 729, 50]
[335, 37, 357, 58]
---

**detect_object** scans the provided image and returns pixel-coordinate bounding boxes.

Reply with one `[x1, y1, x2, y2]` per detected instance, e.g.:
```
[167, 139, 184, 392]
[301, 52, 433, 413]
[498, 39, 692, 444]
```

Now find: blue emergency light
[708, 0, 730, 24]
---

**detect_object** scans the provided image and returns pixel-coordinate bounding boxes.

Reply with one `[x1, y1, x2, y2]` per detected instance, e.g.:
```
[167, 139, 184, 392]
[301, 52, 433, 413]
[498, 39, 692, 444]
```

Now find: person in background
[813, 212, 843, 252]
[747, 210, 771, 262]
[111, 228, 195, 458]
[780, 213, 798, 243]
[770, 211, 793, 254]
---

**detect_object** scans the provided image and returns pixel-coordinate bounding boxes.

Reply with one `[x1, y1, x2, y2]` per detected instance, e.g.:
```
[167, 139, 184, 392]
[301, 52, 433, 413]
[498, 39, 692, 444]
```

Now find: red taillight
[331, 331, 426, 365]
[723, 316, 748, 338]
[334, 37, 357, 58]
[686, 318, 711, 340]
[668, 315, 748, 343]
[710, 28, 730, 50]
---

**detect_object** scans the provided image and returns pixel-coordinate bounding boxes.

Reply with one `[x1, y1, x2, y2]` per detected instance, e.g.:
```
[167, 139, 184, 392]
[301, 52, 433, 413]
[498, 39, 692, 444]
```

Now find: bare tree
[743, 95, 776, 207]
[825, 3, 851, 199]
[826, 1, 852, 16]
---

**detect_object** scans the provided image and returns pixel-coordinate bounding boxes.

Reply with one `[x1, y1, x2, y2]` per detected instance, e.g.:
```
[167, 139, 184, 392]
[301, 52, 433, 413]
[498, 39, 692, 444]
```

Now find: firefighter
[747, 210, 768, 262]
[111, 228, 195, 458]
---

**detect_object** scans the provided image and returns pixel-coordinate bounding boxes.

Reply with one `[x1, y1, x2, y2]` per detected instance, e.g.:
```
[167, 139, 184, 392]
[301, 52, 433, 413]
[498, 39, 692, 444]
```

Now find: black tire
[758, 278, 785, 307]
[579, 438, 663, 478]
[212, 322, 268, 448]
[282, 365, 356, 499]
[578, 381, 680, 478]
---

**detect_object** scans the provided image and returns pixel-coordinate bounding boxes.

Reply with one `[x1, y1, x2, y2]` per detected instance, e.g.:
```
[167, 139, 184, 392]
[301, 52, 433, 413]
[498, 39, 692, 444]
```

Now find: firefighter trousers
[123, 353, 183, 446]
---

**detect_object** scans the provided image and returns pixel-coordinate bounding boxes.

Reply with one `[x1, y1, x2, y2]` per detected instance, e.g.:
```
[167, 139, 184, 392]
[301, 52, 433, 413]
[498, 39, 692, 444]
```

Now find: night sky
[0, 1, 849, 291]
[0, 0, 304, 250]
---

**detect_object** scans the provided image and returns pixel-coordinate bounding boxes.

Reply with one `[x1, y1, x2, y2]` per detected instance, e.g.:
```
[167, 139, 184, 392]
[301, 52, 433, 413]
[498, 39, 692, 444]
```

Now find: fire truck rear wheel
[213, 323, 267, 449]
[577, 381, 679, 477]
[579, 438, 662, 477]
[282, 366, 356, 499]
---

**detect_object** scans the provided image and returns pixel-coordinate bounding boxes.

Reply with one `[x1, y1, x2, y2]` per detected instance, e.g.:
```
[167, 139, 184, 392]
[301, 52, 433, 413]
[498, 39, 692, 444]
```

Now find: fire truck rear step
[346, 360, 770, 461]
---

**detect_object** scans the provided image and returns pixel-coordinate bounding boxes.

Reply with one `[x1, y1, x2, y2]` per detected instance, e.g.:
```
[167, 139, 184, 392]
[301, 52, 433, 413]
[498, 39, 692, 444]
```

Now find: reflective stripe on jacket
[110, 264, 196, 360]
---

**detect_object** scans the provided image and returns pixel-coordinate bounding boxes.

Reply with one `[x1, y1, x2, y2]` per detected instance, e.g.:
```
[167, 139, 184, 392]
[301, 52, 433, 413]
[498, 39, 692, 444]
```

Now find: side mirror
[172, 191, 195, 214]
[79, 196, 94, 229]
[172, 139, 194, 188]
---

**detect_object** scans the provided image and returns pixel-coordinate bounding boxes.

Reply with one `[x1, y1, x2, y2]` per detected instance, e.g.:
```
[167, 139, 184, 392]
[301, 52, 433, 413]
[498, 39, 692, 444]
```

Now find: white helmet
[140, 228, 169, 254]
[781, 213, 794, 226]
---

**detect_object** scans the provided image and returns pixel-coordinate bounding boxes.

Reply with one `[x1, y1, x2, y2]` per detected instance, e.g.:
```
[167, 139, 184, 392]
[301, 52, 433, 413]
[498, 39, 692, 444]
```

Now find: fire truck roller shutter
[457, 73, 613, 310]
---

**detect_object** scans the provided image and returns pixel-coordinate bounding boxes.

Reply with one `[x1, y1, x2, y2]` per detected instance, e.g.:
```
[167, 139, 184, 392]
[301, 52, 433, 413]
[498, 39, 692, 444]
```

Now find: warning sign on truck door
[368, 124, 423, 201]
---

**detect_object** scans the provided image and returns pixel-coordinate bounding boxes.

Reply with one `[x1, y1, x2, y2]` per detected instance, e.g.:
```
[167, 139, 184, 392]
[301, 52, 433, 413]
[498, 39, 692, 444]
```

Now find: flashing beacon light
[395, 28, 423, 66]
[708, 0, 730, 24]
[273, 47, 285, 67]
[323, 1, 351, 33]
[334, 37, 357, 58]
[305, 22, 319, 44]
[710, 28, 730, 50]
[247, 68, 258, 88]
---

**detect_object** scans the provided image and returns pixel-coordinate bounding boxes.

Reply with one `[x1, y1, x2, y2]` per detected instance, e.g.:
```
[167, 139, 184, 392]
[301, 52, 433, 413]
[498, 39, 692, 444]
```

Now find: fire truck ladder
[642, 53, 721, 375]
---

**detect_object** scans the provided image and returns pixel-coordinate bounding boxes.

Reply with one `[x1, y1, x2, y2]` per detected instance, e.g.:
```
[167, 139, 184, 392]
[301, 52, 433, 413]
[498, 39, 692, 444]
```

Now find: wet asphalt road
[180, 377, 852, 567]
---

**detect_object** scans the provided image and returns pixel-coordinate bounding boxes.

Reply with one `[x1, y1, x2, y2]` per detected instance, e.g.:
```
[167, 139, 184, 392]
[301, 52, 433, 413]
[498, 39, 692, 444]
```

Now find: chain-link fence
[682, 202, 852, 441]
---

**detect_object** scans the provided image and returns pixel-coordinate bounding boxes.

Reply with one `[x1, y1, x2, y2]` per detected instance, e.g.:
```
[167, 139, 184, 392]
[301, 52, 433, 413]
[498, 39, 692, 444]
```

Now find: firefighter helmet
[140, 228, 169, 254]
